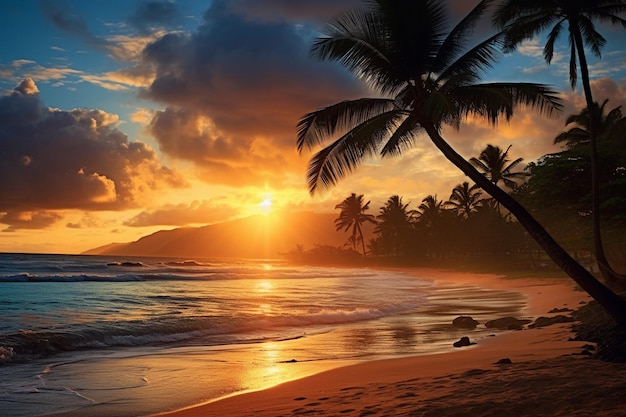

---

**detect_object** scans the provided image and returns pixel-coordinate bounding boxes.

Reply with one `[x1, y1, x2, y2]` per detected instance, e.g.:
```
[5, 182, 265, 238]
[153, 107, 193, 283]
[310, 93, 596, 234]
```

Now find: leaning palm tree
[494, 0, 626, 283]
[470, 145, 528, 190]
[297, 0, 626, 323]
[334, 193, 376, 256]
[445, 182, 484, 219]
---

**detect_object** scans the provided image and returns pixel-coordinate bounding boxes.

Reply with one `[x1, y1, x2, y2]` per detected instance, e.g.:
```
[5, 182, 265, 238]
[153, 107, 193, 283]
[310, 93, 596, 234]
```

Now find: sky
[1, 0, 625, 254]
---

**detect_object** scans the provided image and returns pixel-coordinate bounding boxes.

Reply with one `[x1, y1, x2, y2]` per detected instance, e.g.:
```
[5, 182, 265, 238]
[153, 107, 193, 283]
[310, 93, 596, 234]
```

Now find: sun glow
[259, 194, 273, 215]
[260, 198, 272, 208]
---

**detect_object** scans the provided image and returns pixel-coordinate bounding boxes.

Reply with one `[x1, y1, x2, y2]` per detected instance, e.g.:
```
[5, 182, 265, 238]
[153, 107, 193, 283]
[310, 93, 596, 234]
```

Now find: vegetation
[334, 193, 377, 256]
[295, 0, 626, 325]
[494, 0, 626, 282]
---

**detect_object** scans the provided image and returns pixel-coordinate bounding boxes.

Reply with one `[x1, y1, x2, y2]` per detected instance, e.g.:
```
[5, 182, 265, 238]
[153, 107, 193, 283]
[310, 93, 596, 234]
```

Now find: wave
[0, 300, 420, 364]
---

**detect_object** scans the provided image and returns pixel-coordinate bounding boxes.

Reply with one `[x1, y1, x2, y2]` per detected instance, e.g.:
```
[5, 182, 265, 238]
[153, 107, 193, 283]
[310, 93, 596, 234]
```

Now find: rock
[548, 307, 573, 313]
[495, 358, 512, 364]
[453, 316, 479, 329]
[453, 336, 475, 348]
[529, 315, 574, 328]
[485, 317, 531, 330]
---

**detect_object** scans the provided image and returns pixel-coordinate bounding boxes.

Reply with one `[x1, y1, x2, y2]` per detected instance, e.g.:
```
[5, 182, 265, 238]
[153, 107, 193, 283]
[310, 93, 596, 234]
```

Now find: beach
[155, 269, 626, 417]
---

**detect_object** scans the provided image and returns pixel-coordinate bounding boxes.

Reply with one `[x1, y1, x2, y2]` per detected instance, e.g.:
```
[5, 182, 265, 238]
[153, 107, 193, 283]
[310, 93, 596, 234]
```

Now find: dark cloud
[148, 107, 250, 162]
[39, 0, 110, 50]
[138, 0, 365, 158]
[1, 211, 63, 232]
[231, 0, 362, 23]
[128, 1, 183, 35]
[0, 79, 185, 222]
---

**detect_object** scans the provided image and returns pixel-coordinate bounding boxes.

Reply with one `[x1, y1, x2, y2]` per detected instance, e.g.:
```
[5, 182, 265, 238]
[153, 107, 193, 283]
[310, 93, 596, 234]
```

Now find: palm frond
[438, 31, 505, 86]
[544, 20, 564, 63]
[578, 17, 606, 58]
[435, 0, 493, 73]
[453, 83, 562, 125]
[380, 114, 419, 157]
[297, 98, 396, 152]
[306, 111, 401, 193]
[311, 6, 404, 95]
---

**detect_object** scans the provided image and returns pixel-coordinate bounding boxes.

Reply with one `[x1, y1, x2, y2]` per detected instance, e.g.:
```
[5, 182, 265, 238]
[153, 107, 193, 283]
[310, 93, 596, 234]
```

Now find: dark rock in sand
[529, 315, 574, 328]
[485, 317, 531, 330]
[548, 307, 573, 313]
[453, 316, 479, 329]
[453, 336, 475, 348]
[495, 358, 512, 364]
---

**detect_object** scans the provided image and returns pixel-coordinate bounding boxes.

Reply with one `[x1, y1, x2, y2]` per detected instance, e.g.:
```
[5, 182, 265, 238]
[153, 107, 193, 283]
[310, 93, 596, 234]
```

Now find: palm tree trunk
[423, 123, 626, 326]
[573, 28, 626, 285]
[358, 226, 367, 257]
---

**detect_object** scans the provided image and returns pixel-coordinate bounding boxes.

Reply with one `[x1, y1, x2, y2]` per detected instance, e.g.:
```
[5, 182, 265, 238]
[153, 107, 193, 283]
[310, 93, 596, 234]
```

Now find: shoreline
[152, 268, 624, 417]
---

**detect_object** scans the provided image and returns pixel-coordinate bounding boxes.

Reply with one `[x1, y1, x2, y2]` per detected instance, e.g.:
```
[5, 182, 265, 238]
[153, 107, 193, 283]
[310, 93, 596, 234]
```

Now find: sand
[154, 269, 626, 417]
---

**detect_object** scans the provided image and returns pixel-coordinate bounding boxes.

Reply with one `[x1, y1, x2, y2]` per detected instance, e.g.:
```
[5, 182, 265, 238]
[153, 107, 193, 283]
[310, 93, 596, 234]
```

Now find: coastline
[152, 268, 626, 417]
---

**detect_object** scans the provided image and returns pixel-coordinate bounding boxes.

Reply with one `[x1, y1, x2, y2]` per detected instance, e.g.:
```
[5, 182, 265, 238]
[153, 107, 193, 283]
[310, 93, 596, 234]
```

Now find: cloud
[1, 211, 64, 232]
[40, 0, 110, 50]
[231, 0, 362, 23]
[130, 0, 365, 188]
[0, 79, 186, 224]
[124, 200, 242, 227]
[128, 1, 184, 34]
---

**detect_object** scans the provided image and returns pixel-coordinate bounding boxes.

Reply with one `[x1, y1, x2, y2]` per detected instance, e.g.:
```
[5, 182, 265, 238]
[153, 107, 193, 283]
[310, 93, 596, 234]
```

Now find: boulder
[529, 315, 574, 328]
[453, 336, 475, 348]
[485, 317, 531, 330]
[453, 316, 479, 329]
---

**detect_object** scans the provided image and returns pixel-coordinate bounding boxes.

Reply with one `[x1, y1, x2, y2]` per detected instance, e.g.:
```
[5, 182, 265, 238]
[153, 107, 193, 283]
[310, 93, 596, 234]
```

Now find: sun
[260, 197, 272, 208]
[259, 195, 273, 215]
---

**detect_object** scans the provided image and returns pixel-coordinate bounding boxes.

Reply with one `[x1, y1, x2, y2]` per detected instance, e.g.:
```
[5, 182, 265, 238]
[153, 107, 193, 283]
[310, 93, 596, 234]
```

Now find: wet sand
[155, 268, 626, 417]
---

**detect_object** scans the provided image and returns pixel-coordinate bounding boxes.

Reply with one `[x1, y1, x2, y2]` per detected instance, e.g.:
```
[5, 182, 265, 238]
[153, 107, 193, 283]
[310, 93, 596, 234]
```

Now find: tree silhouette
[555, 99, 626, 148]
[297, 0, 626, 323]
[446, 182, 484, 219]
[375, 195, 415, 257]
[334, 193, 376, 256]
[494, 0, 626, 283]
[470, 145, 528, 190]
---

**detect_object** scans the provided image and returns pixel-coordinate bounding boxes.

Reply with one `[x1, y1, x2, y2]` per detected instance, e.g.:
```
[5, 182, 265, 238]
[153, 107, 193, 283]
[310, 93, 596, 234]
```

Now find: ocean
[0, 253, 526, 417]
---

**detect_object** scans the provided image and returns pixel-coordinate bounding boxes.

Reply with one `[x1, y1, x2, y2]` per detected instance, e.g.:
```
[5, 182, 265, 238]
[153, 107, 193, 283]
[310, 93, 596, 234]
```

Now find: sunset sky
[1, 0, 625, 254]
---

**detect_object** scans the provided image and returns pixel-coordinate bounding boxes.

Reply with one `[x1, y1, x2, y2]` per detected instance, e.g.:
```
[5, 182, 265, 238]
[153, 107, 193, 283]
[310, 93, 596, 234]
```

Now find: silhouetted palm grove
[295, 0, 626, 324]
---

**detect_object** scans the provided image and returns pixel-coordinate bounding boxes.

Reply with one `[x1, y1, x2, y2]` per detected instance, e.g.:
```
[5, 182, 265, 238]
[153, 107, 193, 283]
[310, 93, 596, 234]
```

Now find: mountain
[83, 211, 375, 259]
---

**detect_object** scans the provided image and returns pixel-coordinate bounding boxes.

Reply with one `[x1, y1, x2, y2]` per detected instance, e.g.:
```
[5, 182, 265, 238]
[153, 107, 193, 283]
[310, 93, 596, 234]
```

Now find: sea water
[0, 253, 526, 417]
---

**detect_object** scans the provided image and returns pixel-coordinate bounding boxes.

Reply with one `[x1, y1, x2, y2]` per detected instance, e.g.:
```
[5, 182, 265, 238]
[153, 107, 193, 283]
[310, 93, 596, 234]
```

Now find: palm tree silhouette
[334, 193, 376, 256]
[494, 0, 626, 283]
[555, 99, 626, 148]
[375, 195, 415, 257]
[297, 0, 626, 323]
[471, 144, 528, 216]
[470, 145, 528, 190]
[446, 182, 484, 219]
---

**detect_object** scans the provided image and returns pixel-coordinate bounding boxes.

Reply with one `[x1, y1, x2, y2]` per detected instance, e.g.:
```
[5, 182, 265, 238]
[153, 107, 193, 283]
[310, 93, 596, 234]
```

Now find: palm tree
[470, 145, 528, 190]
[334, 193, 376, 256]
[494, 0, 626, 283]
[446, 182, 484, 219]
[375, 195, 415, 257]
[417, 195, 444, 227]
[297, 0, 626, 323]
[555, 99, 626, 148]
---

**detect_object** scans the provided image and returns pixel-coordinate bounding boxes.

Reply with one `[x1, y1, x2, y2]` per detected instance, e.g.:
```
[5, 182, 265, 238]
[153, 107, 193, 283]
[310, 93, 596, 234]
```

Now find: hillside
[83, 211, 375, 259]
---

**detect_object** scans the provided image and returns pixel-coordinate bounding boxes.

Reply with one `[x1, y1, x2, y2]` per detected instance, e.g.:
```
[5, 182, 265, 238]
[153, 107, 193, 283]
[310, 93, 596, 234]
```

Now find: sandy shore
[154, 269, 626, 417]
